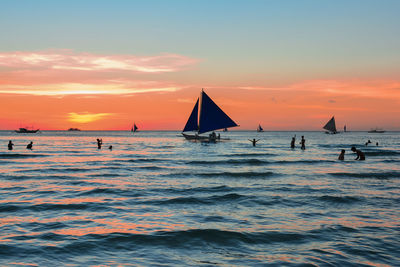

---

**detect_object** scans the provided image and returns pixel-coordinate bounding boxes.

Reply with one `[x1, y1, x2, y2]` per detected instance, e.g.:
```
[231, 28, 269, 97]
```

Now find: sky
[0, 0, 399, 130]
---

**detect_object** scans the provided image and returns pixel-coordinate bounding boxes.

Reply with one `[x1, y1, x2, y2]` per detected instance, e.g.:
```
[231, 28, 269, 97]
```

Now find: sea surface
[0, 130, 399, 266]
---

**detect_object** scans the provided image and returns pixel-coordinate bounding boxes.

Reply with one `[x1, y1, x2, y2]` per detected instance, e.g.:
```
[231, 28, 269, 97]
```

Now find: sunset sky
[1, 0, 399, 130]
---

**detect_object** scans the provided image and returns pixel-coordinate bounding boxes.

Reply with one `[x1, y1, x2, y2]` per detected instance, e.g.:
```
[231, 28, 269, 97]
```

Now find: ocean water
[0, 130, 399, 266]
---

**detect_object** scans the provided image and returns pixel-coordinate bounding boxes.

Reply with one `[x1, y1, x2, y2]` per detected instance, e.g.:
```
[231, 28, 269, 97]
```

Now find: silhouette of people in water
[376, 142, 379, 146]
[300, 136, 306, 150]
[365, 139, 372, 146]
[290, 135, 296, 149]
[338, 149, 345, 160]
[209, 132, 217, 142]
[108, 145, 113, 150]
[351, 146, 365, 160]
[96, 138, 103, 149]
[8, 140, 14, 150]
[248, 138, 259, 147]
[26, 141, 33, 150]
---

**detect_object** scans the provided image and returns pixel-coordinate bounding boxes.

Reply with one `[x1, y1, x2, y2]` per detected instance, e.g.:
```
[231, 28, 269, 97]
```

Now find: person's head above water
[351, 146, 356, 152]
[341, 149, 345, 153]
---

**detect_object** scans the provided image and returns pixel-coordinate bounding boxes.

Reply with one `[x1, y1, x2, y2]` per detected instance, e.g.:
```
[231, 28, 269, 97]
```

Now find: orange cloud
[0, 50, 198, 96]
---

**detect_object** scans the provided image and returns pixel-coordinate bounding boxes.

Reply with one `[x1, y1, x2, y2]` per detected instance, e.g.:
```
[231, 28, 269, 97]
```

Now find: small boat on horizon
[257, 124, 264, 132]
[368, 128, 386, 133]
[15, 127, 39, 133]
[323, 116, 339, 134]
[182, 89, 238, 142]
[68, 128, 81, 131]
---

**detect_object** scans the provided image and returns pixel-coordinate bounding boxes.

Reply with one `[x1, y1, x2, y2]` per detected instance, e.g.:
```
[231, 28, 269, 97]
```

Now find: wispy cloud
[0, 50, 198, 96]
[67, 112, 113, 123]
[0, 83, 181, 96]
[0, 50, 199, 73]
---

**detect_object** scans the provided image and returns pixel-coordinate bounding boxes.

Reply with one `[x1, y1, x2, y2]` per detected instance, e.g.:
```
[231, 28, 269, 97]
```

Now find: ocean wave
[76, 229, 307, 248]
[364, 150, 400, 156]
[150, 193, 250, 205]
[0, 153, 48, 158]
[198, 171, 277, 178]
[329, 172, 400, 179]
[224, 152, 277, 157]
[187, 159, 266, 165]
[0, 203, 106, 213]
[318, 195, 361, 204]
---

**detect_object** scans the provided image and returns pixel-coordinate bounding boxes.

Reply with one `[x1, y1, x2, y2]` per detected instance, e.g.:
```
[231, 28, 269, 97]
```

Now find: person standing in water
[300, 136, 306, 150]
[351, 146, 365, 160]
[338, 149, 345, 160]
[26, 141, 33, 150]
[8, 140, 14, 150]
[248, 139, 259, 147]
[290, 135, 296, 149]
[96, 138, 102, 149]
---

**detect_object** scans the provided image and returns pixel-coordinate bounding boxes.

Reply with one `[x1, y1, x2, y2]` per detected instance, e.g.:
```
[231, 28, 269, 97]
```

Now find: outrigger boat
[182, 89, 238, 142]
[15, 127, 39, 133]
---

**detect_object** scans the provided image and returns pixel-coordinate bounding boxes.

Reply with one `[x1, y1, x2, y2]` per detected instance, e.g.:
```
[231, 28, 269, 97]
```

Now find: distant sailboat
[131, 123, 139, 133]
[344, 125, 347, 132]
[223, 128, 228, 132]
[257, 124, 264, 132]
[182, 89, 238, 141]
[323, 116, 339, 134]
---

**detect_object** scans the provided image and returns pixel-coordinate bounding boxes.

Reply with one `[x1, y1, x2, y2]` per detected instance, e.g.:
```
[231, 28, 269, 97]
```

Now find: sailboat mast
[198, 88, 204, 133]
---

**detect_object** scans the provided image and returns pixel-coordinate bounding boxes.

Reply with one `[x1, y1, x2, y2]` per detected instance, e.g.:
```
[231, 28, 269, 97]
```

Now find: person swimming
[351, 146, 365, 160]
[26, 141, 33, 150]
[300, 136, 306, 150]
[8, 140, 14, 150]
[108, 145, 113, 150]
[249, 139, 259, 147]
[338, 149, 345, 160]
[290, 136, 296, 149]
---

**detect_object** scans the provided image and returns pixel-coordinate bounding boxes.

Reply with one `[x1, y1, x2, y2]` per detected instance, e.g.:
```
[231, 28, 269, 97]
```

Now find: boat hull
[15, 129, 39, 133]
[181, 133, 230, 142]
[368, 130, 385, 133]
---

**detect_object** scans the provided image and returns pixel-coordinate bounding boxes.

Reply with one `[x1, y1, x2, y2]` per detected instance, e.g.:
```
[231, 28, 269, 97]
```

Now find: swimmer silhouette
[290, 135, 296, 149]
[26, 141, 33, 150]
[351, 146, 365, 160]
[300, 136, 306, 150]
[338, 149, 345, 160]
[8, 140, 14, 150]
[96, 138, 103, 149]
[248, 139, 259, 147]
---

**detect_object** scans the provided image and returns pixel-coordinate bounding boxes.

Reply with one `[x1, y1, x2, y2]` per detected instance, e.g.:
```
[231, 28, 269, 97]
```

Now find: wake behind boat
[182, 89, 238, 142]
[323, 116, 339, 134]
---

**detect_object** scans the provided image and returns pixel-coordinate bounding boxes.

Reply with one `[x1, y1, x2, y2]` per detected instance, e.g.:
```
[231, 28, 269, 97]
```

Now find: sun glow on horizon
[67, 112, 114, 124]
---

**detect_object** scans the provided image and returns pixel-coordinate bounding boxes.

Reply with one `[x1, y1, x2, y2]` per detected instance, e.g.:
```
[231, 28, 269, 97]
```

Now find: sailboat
[323, 116, 339, 134]
[223, 128, 228, 132]
[182, 89, 238, 141]
[257, 124, 264, 132]
[131, 123, 139, 133]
